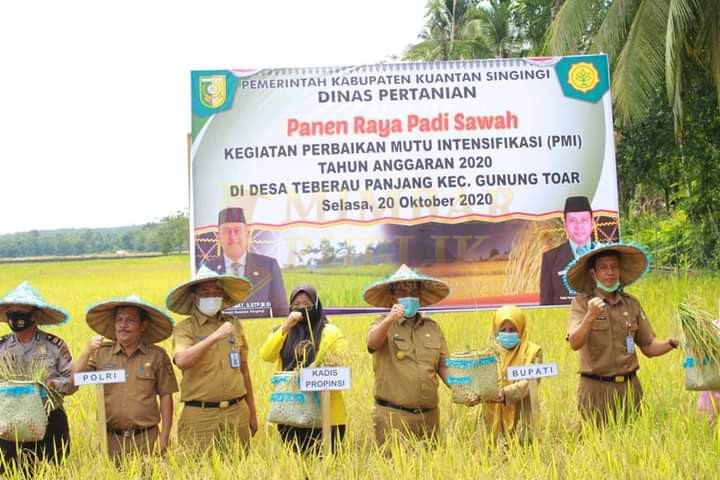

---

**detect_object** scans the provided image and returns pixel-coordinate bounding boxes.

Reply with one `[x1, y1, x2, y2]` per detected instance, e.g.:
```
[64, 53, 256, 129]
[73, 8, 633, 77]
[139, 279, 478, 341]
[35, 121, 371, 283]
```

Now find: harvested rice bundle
[677, 301, 720, 391]
[446, 350, 498, 404]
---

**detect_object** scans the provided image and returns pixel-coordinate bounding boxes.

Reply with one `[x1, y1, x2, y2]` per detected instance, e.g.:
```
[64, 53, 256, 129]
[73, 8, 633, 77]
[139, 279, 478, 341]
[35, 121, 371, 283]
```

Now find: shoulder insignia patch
[45, 333, 66, 349]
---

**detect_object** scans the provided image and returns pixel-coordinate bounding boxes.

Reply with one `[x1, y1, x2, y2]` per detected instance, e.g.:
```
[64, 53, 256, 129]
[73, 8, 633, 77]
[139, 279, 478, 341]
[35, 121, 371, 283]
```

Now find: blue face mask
[596, 280, 621, 293]
[398, 297, 420, 318]
[496, 332, 521, 349]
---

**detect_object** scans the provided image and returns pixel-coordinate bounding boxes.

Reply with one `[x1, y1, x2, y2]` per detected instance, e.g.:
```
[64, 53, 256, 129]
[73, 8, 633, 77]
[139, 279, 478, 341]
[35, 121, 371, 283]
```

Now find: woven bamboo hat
[0, 281, 69, 326]
[563, 242, 650, 295]
[86, 295, 174, 343]
[166, 265, 253, 315]
[363, 264, 450, 307]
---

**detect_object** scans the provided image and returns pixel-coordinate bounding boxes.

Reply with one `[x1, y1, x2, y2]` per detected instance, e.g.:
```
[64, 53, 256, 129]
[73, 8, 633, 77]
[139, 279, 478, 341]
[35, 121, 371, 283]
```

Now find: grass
[0, 256, 719, 479]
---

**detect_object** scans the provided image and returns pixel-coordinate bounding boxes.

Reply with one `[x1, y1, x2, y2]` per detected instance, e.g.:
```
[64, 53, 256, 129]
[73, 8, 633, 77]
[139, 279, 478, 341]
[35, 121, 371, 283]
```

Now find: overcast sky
[0, 0, 426, 234]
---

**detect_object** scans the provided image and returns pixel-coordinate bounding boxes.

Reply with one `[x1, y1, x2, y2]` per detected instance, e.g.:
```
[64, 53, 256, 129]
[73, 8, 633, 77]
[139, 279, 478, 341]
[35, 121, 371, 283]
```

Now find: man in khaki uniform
[73, 295, 178, 458]
[167, 266, 258, 448]
[565, 243, 678, 424]
[364, 265, 450, 445]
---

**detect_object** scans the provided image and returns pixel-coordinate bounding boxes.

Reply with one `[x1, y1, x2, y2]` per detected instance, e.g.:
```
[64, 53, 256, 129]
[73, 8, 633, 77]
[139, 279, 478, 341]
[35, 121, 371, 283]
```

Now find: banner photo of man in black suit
[201, 207, 289, 318]
[539, 196, 596, 305]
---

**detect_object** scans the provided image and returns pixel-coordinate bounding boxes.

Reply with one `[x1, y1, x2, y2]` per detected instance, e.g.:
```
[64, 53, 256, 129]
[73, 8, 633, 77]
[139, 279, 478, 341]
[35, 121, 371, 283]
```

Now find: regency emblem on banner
[567, 62, 600, 93]
[199, 75, 227, 109]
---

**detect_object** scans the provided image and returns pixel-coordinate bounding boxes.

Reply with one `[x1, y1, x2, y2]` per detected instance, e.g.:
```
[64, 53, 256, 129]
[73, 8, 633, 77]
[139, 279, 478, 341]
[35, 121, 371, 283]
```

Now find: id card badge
[625, 335, 635, 354]
[229, 351, 241, 369]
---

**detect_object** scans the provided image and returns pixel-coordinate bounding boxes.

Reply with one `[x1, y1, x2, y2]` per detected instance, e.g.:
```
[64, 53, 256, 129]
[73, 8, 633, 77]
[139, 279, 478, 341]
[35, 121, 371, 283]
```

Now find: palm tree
[404, 0, 525, 60]
[545, 0, 720, 140]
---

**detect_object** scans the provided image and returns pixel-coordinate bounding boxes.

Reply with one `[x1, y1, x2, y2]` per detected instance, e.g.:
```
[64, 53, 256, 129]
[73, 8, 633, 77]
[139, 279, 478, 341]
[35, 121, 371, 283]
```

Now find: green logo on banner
[191, 70, 237, 117]
[199, 75, 227, 109]
[554, 55, 609, 103]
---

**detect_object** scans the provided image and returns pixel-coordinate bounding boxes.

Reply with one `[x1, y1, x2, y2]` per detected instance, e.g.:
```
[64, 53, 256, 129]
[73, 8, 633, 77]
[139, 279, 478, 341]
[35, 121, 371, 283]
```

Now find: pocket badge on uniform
[229, 351, 241, 369]
[626, 335, 635, 354]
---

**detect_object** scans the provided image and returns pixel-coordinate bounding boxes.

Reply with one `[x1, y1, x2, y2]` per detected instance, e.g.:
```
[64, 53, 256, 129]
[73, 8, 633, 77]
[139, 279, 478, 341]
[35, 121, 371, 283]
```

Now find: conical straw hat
[166, 265, 253, 315]
[563, 242, 650, 295]
[86, 294, 174, 343]
[0, 281, 69, 326]
[363, 264, 450, 307]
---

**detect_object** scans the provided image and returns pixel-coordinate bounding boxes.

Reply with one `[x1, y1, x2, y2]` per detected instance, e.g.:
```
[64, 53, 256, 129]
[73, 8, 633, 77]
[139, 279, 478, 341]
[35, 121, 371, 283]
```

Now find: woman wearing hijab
[259, 285, 348, 453]
[471, 305, 542, 441]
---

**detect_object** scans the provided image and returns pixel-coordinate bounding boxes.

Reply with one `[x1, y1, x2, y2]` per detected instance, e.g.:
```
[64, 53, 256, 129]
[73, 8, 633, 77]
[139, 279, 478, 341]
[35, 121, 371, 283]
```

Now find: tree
[154, 211, 189, 255]
[404, 0, 525, 61]
[545, 0, 720, 139]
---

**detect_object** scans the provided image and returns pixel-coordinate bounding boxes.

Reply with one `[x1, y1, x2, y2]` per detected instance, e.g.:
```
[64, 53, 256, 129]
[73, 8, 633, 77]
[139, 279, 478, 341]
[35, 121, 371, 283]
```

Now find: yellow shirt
[259, 323, 348, 425]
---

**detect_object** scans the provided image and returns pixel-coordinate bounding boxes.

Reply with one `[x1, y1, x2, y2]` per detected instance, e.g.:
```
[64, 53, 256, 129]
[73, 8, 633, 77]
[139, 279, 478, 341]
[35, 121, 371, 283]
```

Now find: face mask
[596, 280, 621, 293]
[496, 332, 521, 349]
[398, 297, 420, 318]
[197, 297, 223, 316]
[7, 311, 34, 332]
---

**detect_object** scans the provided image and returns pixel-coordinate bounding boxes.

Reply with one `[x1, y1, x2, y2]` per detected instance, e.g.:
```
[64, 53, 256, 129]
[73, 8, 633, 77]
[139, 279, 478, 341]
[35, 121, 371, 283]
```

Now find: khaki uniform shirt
[88, 341, 178, 430]
[369, 315, 449, 409]
[0, 330, 77, 398]
[568, 291, 656, 376]
[173, 310, 249, 402]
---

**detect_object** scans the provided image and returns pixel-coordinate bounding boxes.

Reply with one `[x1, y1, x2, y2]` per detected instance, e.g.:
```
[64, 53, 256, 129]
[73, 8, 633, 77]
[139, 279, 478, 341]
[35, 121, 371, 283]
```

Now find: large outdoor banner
[190, 55, 620, 318]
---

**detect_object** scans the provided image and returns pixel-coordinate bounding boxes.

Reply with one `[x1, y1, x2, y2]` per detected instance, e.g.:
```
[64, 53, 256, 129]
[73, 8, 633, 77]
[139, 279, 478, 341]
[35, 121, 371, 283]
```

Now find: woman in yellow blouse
[471, 305, 542, 441]
[259, 284, 348, 453]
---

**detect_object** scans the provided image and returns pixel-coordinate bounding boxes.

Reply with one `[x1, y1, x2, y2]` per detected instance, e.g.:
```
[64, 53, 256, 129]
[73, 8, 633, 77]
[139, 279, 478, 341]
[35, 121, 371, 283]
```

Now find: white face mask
[197, 296, 223, 316]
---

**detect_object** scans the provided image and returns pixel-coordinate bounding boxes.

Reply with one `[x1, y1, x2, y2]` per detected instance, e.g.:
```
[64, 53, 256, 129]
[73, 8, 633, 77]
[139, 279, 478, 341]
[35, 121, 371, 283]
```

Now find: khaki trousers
[577, 376, 643, 425]
[372, 404, 439, 446]
[107, 425, 158, 459]
[177, 399, 250, 448]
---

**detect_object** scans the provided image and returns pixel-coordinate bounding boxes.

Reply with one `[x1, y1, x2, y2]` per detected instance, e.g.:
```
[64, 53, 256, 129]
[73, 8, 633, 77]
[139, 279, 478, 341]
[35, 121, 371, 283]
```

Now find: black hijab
[280, 284, 328, 370]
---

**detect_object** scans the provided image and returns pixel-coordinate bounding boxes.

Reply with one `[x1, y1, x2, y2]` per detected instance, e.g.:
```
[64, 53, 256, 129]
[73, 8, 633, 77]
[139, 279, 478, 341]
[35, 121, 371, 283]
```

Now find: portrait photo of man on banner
[195, 207, 289, 318]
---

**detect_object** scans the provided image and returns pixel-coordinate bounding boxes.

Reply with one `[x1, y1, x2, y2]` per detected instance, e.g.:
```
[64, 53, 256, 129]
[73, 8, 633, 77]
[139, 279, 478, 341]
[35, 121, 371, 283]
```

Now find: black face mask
[7, 311, 35, 332]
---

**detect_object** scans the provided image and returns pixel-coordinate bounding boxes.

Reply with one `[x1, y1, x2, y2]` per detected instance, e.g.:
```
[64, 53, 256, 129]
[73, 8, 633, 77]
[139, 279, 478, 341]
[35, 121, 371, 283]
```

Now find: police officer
[73, 295, 178, 458]
[167, 266, 258, 448]
[565, 243, 678, 424]
[364, 265, 451, 445]
[0, 282, 77, 474]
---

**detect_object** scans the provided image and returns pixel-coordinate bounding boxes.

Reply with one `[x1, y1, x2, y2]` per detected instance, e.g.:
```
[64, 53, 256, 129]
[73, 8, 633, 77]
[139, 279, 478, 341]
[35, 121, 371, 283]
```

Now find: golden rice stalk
[677, 300, 720, 365]
[503, 220, 565, 294]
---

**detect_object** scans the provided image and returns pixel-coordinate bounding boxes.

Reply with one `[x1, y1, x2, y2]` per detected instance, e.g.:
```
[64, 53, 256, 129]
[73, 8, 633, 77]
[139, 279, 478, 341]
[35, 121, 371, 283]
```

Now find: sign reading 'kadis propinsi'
[190, 56, 620, 317]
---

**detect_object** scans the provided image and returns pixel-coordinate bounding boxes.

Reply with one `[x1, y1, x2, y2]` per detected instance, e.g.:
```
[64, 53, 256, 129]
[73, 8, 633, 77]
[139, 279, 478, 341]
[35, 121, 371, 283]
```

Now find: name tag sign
[300, 367, 351, 391]
[74, 369, 126, 385]
[507, 363, 559, 381]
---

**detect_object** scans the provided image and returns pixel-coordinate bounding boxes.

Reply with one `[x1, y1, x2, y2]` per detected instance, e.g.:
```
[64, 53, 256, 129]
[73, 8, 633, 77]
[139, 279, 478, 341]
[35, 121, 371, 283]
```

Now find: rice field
[1, 256, 719, 479]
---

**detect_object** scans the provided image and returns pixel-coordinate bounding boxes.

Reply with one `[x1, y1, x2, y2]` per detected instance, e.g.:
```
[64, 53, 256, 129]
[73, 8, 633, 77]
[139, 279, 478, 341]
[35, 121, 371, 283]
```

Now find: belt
[375, 398, 434, 414]
[580, 371, 637, 383]
[107, 425, 154, 438]
[184, 395, 245, 409]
